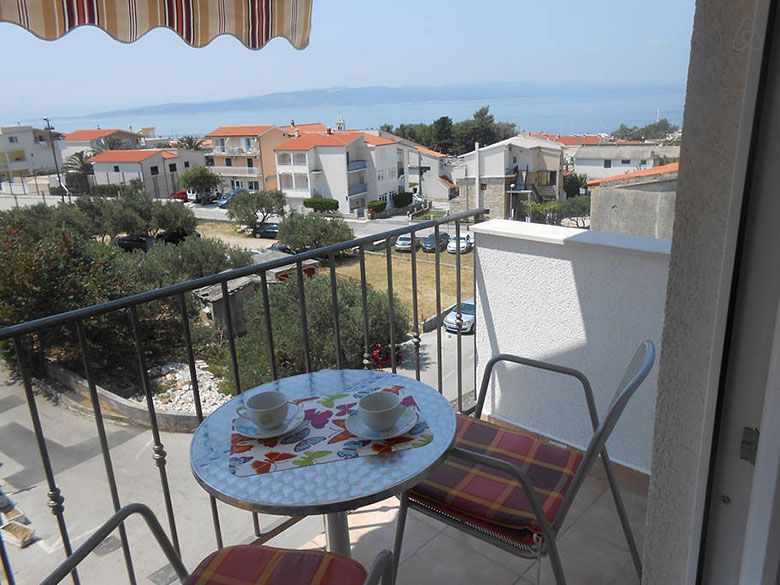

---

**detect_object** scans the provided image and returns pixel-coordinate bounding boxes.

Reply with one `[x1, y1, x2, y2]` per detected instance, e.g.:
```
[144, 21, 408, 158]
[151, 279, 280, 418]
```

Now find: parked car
[116, 235, 154, 252]
[269, 241, 294, 254]
[421, 232, 450, 252]
[442, 297, 476, 333]
[447, 233, 474, 254]
[252, 223, 280, 239]
[394, 233, 419, 252]
[217, 189, 241, 209]
[155, 230, 200, 245]
[168, 190, 188, 201]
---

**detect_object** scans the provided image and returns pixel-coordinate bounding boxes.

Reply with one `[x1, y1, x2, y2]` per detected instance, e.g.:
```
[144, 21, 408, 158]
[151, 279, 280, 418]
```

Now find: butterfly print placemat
[229, 386, 434, 477]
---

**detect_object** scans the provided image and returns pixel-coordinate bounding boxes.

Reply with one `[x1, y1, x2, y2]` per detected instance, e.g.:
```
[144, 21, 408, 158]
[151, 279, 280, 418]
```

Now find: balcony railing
[347, 160, 367, 172]
[209, 165, 262, 176]
[0, 208, 485, 585]
[211, 147, 258, 156]
[348, 183, 368, 196]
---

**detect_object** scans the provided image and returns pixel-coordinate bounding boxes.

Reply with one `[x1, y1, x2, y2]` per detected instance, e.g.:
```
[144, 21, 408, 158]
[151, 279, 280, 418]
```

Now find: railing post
[296, 262, 312, 373]
[385, 241, 397, 373]
[359, 245, 371, 370]
[454, 221, 463, 412]
[328, 254, 343, 369]
[434, 224, 443, 393]
[410, 230, 421, 380]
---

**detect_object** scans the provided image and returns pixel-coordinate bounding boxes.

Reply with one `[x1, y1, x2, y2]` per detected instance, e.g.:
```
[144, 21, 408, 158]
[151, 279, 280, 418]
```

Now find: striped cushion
[410, 415, 582, 536]
[186, 545, 368, 585]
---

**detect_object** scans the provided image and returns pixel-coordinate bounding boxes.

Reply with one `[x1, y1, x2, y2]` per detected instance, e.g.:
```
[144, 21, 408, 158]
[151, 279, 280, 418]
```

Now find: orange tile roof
[586, 162, 679, 187]
[275, 132, 362, 151]
[87, 149, 162, 163]
[364, 134, 396, 146]
[64, 128, 123, 141]
[439, 176, 456, 188]
[417, 145, 446, 158]
[161, 151, 178, 159]
[526, 133, 603, 146]
[206, 125, 272, 137]
[281, 123, 329, 135]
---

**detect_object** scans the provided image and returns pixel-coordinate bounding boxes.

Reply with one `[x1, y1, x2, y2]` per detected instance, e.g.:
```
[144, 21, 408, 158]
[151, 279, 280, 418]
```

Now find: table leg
[324, 512, 351, 557]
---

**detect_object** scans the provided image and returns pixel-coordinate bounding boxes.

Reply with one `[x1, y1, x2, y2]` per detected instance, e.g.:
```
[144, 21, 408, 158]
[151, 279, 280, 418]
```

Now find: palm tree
[92, 135, 126, 153]
[63, 151, 94, 194]
[176, 135, 205, 150]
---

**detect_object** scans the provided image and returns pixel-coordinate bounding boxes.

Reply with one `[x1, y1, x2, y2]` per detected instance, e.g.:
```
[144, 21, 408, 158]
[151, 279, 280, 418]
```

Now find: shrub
[393, 192, 413, 208]
[277, 213, 354, 254]
[303, 197, 339, 212]
[368, 200, 387, 213]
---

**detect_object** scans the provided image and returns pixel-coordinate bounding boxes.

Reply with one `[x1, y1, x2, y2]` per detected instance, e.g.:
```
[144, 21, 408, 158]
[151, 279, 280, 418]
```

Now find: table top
[190, 369, 457, 515]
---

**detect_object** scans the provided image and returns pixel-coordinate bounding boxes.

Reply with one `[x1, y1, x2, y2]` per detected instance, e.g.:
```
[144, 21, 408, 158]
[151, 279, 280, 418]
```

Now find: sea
[16, 88, 685, 138]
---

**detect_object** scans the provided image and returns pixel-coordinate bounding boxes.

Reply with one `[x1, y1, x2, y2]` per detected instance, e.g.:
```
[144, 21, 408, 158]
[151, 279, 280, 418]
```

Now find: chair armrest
[41, 503, 188, 585]
[364, 549, 394, 585]
[450, 446, 557, 544]
[474, 353, 600, 431]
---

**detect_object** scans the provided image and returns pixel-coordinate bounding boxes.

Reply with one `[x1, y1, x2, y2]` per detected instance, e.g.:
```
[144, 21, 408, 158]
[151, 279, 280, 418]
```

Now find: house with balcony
[407, 145, 456, 202]
[450, 135, 564, 218]
[61, 128, 143, 161]
[205, 125, 290, 192]
[88, 148, 206, 197]
[573, 143, 681, 181]
[274, 131, 410, 215]
[0, 125, 64, 186]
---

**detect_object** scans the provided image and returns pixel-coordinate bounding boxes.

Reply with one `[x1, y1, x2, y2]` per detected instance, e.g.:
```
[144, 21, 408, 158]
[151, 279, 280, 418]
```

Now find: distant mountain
[80, 82, 683, 120]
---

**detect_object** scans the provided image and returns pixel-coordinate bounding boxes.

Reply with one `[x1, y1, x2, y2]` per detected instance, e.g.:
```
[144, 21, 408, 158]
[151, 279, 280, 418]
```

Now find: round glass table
[190, 369, 457, 556]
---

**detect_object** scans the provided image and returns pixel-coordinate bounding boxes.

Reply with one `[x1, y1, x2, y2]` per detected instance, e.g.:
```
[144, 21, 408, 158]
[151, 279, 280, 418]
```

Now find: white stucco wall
[472, 219, 670, 472]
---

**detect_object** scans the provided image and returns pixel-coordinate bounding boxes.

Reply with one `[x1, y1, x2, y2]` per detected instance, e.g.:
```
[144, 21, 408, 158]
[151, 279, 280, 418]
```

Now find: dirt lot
[197, 220, 273, 250]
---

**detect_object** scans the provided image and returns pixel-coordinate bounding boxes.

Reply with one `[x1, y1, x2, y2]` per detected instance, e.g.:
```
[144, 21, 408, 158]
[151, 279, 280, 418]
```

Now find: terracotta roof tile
[275, 132, 362, 151]
[416, 145, 446, 158]
[586, 162, 679, 187]
[525, 133, 603, 146]
[281, 123, 329, 135]
[161, 151, 178, 159]
[64, 129, 124, 141]
[364, 134, 396, 146]
[206, 125, 273, 137]
[87, 150, 161, 163]
[439, 176, 456, 188]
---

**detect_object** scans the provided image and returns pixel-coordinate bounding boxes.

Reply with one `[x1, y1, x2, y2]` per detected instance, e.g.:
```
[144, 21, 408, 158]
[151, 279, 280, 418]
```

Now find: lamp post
[43, 116, 64, 203]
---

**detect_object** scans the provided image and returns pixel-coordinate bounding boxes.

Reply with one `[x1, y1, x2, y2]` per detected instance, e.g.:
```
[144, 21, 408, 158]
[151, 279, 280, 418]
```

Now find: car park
[252, 223, 280, 239]
[155, 230, 200, 245]
[394, 233, 418, 252]
[116, 235, 154, 252]
[421, 232, 450, 252]
[447, 233, 474, 254]
[442, 297, 476, 333]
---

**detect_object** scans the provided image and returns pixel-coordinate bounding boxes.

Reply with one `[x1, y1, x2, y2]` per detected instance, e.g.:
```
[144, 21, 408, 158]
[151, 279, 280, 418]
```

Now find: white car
[447, 233, 474, 254]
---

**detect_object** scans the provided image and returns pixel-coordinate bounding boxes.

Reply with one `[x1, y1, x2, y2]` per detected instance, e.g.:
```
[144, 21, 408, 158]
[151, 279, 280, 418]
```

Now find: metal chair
[42, 503, 394, 585]
[392, 341, 655, 585]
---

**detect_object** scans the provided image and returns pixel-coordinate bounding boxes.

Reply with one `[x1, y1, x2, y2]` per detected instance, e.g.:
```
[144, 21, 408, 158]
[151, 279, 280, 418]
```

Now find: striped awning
[0, 0, 312, 50]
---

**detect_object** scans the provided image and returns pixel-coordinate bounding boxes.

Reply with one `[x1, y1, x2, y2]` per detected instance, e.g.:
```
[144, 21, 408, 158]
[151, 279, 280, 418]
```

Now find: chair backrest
[556, 340, 655, 526]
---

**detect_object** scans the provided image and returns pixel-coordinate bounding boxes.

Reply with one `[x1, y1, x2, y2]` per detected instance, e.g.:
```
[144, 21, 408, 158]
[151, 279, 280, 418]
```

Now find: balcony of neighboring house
[0, 210, 663, 585]
[348, 182, 368, 196]
[210, 165, 262, 177]
[347, 160, 367, 172]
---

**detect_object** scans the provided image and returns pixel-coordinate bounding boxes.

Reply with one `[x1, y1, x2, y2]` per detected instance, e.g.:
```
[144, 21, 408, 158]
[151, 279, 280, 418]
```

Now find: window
[150, 166, 159, 175]
[481, 183, 487, 191]
[293, 153, 306, 165]
[604, 160, 612, 168]
[8, 136, 18, 144]
[513, 156, 517, 164]
[280, 174, 293, 189]
[248, 181, 259, 190]
[377, 170, 384, 181]
[113, 165, 120, 172]
[169, 163, 177, 172]
[225, 158, 232, 167]
[294, 173, 309, 190]
[247, 158, 253, 168]
[621, 159, 631, 164]
[234, 180, 243, 189]
[640, 159, 647, 165]
[184, 161, 190, 168]
[537, 171, 557, 186]
[278, 153, 292, 165]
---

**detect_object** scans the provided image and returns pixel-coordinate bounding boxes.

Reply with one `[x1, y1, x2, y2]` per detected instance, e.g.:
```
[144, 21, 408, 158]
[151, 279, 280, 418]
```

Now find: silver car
[394, 233, 417, 252]
[442, 297, 476, 333]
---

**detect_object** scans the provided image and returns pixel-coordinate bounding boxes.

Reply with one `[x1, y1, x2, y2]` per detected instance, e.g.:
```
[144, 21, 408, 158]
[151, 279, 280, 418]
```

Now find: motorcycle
[370, 343, 403, 370]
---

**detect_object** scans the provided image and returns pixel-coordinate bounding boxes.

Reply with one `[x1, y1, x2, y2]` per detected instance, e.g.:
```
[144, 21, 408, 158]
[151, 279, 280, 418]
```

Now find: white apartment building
[0, 125, 64, 184]
[88, 149, 206, 197]
[61, 128, 144, 161]
[275, 131, 411, 216]
[408, 146, 455, 202]
[573, 143, 681, 180]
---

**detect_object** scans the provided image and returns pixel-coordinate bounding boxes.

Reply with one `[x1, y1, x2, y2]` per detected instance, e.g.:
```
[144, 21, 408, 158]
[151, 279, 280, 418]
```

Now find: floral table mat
[229, 385, 433, 476]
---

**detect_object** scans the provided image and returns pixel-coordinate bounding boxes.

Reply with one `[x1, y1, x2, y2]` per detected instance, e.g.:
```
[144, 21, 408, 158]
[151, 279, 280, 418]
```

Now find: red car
[168, 190, 188, 201]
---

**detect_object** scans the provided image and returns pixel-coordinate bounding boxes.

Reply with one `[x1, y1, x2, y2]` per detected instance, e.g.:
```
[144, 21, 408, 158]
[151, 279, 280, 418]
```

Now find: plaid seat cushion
[186, 545, 368, 585]
[410, 415, 582, 536]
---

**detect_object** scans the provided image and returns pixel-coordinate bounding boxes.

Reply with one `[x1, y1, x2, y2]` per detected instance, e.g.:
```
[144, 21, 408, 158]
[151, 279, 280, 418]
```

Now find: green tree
[93, 135, 127, 153]
[611, 118, 680, 141]
[63, 151, 94, 194]
[217, 274, 410, 392]
[107, 186, 155, 236]
[431, 116, 454, 153]
[176, 135, 205, 150]
[379, 123, 394, 133]
[277, 213, 354, 253]
[226, 189, 287, 228]
[152, 199, 197, 234]
[563, 173, 588, 198]
[179, 166, 221, 201]
[303, 198, 340, 213]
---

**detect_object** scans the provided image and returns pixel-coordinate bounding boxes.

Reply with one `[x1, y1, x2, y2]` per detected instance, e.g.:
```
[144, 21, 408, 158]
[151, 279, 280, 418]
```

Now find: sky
[0, 0, 696, 120]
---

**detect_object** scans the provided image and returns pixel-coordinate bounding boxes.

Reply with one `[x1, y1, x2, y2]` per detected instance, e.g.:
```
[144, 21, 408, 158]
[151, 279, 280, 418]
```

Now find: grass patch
[197, 220, 247, 239]
[412, 209, 447, 221]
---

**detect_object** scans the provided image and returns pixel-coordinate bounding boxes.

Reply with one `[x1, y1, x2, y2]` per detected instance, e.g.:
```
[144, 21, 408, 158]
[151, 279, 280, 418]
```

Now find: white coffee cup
[237, 391, 289, 429]
[358, 391, 402, 432]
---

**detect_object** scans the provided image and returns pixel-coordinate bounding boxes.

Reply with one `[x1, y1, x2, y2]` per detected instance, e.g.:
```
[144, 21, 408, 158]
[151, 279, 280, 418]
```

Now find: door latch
[740, 427, 759, 464]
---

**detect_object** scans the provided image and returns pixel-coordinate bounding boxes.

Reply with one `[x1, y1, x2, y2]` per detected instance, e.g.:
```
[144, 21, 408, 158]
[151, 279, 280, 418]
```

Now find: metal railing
[347, 160, 367, 172]
[348, 183, 368, 196]
[209, 165, 262, 176]
[0, 208, 485, 585]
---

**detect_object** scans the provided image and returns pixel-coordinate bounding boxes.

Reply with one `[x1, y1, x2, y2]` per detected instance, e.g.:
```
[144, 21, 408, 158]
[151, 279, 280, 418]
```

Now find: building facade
[0, 125, 64, 183]
[573, 143, 681, 180]
[205, 125, 290, 192]
[88, 149, 206, 196]
[61, 128, 143, 161]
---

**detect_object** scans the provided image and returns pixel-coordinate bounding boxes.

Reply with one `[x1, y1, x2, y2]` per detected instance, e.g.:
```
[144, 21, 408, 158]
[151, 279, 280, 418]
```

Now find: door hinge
[740, 427, 760, 465]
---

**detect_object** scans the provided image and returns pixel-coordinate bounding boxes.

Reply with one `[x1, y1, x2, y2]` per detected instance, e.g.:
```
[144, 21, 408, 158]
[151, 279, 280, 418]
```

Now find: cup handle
[236, 406, 247, 419]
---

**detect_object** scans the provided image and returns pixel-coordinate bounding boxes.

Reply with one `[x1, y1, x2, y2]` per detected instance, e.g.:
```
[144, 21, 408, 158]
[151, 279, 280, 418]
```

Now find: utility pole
[43, 117, 64, 203]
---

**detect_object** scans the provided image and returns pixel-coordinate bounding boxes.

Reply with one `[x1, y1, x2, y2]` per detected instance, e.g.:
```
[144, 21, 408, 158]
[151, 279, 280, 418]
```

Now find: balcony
[347, 160, 367, 172]
[212, 147, 258, 157]
[348, 183, 368, 196]
[0, 213, 664, 585]
[210, 165, 262, 176]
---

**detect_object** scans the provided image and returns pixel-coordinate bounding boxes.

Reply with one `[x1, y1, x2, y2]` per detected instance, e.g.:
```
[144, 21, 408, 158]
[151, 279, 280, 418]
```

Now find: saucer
[345, 406, 418, 440]
[235, 403, 304, 439]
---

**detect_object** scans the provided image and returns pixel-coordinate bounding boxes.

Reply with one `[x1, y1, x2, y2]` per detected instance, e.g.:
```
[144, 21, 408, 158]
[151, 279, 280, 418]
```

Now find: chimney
[295, 129, 300, 138]
[327, 128, 332, 135]
[290, 120, 295, 127]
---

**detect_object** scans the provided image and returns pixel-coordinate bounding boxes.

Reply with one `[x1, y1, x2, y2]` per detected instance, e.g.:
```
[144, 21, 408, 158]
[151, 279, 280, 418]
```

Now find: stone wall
[591, 178, 677, 239]
[452, 176, 506, 217]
